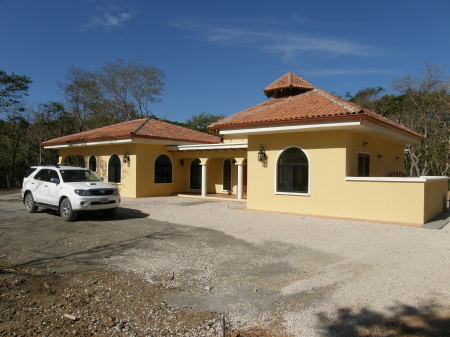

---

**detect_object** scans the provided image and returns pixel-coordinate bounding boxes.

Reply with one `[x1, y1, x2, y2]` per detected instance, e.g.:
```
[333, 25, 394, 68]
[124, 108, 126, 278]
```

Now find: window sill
[109, 182, 122, 185]
[154, 182, 173, 185]
[275, 192, 310, 197]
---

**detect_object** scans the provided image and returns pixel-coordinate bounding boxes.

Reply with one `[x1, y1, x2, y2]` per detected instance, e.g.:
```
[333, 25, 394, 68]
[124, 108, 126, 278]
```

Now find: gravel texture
[117, 196, 450, 337]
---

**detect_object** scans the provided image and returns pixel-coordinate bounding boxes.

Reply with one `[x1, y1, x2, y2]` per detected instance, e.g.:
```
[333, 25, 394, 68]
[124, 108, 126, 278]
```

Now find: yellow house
[42, 72, 448, 226]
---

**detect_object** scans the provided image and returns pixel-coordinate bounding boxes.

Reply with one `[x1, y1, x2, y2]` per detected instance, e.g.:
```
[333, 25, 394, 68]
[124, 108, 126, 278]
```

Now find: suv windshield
[60, 169, 100, 182]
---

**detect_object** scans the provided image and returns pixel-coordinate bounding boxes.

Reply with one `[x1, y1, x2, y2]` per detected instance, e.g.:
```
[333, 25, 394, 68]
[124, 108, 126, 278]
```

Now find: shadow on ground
[6, 229, 187, 270]
[41, 206, 150, 221]
[317, 302, 450, 337]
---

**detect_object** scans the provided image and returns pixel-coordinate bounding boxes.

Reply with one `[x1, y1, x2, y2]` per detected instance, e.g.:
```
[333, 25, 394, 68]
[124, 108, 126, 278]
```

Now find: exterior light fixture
[257, 144, 267, 162]
[362, 141, 368, 147]
[180, 159, 184, 166]
[377, 154, 383, 159]
[123, 152, 130, 164]
[395, 156, 400, 161]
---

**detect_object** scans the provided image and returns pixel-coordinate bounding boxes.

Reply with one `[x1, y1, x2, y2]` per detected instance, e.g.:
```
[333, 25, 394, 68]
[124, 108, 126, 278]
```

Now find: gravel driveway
[1, 195, 449, 336]
[118, 197, 450, 336]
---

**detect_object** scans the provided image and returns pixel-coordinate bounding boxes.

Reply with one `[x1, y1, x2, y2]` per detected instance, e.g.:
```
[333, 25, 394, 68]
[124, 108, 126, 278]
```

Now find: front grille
[91, 200, 116, 205]
[90, 189, 114, 196]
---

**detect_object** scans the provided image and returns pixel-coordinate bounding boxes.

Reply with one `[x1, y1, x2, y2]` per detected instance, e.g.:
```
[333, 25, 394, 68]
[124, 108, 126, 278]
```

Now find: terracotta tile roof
[42, 118, 221, 147]
[209, 88, 422, 140]
[264, 72, 316, 98]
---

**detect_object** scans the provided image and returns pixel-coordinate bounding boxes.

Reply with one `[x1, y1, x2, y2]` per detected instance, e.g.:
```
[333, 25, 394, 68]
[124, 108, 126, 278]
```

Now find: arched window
[155, 154, 172, 183]
[190, 159, 201, 190]
[108, 154, 121, 183]
[88, 155, 97, 172]
[277, 147, 309, 194]
[223, 159, 231, 191]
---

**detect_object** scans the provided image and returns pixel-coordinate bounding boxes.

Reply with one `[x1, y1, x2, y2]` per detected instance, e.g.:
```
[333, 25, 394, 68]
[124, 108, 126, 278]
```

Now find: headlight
[113, 188, 120, 195]
[74, 189, 92, 196]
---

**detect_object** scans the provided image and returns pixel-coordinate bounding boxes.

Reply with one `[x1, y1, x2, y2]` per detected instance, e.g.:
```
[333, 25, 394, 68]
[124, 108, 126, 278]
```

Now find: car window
[60, 169, 100, 182]
[24, 167, 37, 178]
[34, 169, 50, 182]
[49, 170, 59, 182]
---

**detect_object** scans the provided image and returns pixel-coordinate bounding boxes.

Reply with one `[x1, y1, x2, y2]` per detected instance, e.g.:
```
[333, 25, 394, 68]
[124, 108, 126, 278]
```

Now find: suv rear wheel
[60, 198, 77, 222]
[24, 192, 38, 213]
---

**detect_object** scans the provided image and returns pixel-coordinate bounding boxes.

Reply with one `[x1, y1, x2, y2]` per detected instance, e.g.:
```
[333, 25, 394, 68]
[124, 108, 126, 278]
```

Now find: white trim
[153, 153, 174, 185]
[219, 121, 361, 136]
[44, 137, 200, 149]
[170, 142, 248, 151]
[361, 120, 421, 144]
[44, 139, 133, 149]
[274, 146, 311, 196]
[275, 192, 310, 196]
[345, 176, 449, 182]
[218, 119, 420, 145]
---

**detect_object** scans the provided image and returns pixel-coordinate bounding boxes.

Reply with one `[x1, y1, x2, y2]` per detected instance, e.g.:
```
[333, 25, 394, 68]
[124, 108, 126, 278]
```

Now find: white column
[201, 163, 207, 197]
[237, 163, 243, 200]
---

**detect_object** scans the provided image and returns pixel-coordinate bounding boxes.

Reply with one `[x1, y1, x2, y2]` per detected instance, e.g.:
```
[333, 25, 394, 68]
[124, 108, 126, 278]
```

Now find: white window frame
[108, 153, 122, 185]
[154, 153, 173, 184]
[274, 146, 311, 197]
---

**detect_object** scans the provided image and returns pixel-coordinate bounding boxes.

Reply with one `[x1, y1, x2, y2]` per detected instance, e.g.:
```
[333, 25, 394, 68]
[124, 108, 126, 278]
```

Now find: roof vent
[263, 72, 316, 98]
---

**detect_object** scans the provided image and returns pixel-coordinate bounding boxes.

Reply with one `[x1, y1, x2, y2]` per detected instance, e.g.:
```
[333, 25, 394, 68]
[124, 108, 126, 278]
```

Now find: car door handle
[44, 185, 49, 187]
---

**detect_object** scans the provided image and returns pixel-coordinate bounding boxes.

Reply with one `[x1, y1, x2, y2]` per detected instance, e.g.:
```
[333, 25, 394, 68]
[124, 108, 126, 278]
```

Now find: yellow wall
[134, 144, 187, 197]
[222, 135, 248, 143]
[246, 130, 446, 225]
[59, 144, 137, 198]
[346, 132, 405, 176]
[423, 179, 448, 223]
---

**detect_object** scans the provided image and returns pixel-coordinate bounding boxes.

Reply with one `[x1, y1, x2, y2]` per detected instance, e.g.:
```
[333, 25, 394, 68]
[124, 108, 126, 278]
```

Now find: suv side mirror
[50, 177, 60, 184]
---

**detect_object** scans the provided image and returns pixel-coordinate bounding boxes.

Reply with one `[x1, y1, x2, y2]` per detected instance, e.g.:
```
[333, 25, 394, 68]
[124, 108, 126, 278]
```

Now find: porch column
[235, 158, 245, 200]
[200, 162, 207, 197]
[237, 163, 243, 200]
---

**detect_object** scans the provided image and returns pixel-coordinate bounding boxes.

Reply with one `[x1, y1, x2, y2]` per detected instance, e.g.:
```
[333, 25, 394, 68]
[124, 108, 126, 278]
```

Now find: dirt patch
[0, 265, 288, 337]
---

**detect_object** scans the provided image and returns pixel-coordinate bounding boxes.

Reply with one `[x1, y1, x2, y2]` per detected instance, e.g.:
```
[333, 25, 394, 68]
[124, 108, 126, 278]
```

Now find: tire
[60, 198, 77, 222]
[24, 192, 38, 213]
[103, 208, 117, 217]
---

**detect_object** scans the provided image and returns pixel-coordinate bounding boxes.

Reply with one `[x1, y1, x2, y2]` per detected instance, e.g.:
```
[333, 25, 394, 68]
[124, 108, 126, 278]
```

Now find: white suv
[21, 165, 121, 221]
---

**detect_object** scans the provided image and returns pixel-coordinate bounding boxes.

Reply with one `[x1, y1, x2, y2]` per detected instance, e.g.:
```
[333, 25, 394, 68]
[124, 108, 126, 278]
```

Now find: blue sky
[1, 0, 449, 122]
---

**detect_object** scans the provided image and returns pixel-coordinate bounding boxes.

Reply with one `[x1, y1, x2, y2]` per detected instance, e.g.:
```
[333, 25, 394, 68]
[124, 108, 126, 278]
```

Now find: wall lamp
[377, 154, 383, 159]
[123, 152, 130, 165]
[179, 159, 184, 166]
[362, 141, 369, 147]
[395, 156, 400, 161]
[257, 144, 267, 162]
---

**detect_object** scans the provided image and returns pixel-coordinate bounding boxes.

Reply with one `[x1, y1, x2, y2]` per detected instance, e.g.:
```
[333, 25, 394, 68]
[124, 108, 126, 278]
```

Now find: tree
[95, 59, 164, 120]
[391, 64, 449, 176]
[185, 112, 225, 133]
[0, 70, 32, 113]
[62, 60, 165, 124]
[347, 64, 449, 176]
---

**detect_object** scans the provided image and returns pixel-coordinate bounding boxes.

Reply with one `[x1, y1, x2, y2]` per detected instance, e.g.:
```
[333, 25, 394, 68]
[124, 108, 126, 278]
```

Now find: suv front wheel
[60, 198, 77, 222]
[24, 192, 38, 213]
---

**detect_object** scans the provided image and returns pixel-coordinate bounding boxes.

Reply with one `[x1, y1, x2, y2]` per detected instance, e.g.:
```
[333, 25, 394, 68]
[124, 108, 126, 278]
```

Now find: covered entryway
[169, 142, 247, 200]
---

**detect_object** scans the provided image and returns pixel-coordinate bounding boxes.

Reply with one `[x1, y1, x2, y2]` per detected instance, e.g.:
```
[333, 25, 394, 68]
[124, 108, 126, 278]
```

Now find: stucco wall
[345, 132, 405, 176]
[245, 130, 444, 225]
[423, 179, 448, 222]
[58, 144, 137, 198]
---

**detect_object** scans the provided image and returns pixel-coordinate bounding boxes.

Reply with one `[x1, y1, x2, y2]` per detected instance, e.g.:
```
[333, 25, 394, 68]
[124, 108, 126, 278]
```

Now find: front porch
[177, 192, 247, 202]
[170, 142, 248, 200]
